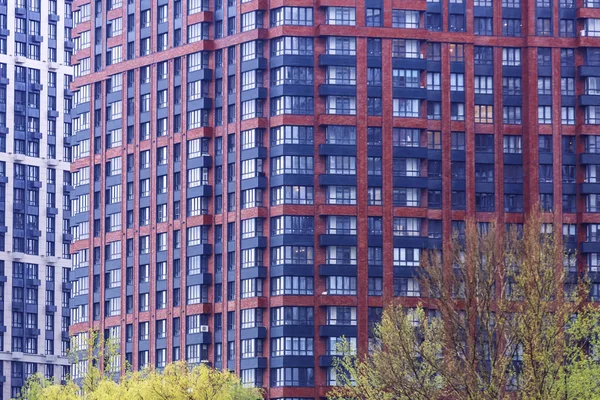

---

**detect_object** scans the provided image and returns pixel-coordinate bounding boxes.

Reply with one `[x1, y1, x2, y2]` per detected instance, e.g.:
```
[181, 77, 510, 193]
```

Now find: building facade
[0, 0, 74, 398]
[69, 0, 600, 398]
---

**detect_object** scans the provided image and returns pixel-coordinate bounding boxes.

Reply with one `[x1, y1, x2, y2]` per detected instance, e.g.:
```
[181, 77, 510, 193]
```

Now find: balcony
[187, 155, 212, 169]
[581, 152, 600, 164]
[318, 84, 356, 97]
[319, 324, 357, 337]
[14, 104, 25, 114]
[319, 233, 357, 247]
[27, 180, 42, 189]
[581, 182, 600, 194]
[319, 263, 357, 276]
[27, 131, 42, 141]
[319, 54, 356, 67]
[319, 144, 356, 156]
[240, 235, 267, 249]
[580, 90, 600, 106]
[318, 173, 356, 186]
[393, 235, 429, 248]
[270, 324, 313, 338]
[241, 57, 267, 71]
[186, 272, 212, 286]
[29, 83, 43, 92]
[186, 184, 212, 198]
[581, 241, 600, 253]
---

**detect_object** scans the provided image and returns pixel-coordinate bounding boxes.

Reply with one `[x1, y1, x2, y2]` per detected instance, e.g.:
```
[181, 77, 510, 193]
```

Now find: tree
[19, 362, 263, 400]
[19, 329, 262, 400]
[329, 210, 600, 400]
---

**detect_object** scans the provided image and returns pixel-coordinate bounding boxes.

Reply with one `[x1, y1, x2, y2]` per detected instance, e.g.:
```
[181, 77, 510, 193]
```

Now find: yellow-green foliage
[19, 361, 262, 400]
[329, 210, 600, 400]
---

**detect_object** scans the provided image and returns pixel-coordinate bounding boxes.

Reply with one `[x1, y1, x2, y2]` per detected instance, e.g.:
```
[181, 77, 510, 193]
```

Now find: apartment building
[69, 0, 600, 398]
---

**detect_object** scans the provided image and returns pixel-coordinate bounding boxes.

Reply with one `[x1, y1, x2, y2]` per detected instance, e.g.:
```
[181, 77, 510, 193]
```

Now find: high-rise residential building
[0, 0, 74, 397]
[68, 0, 600, 397]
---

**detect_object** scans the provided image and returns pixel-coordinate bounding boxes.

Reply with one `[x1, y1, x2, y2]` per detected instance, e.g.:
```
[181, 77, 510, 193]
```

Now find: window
[271, 306, 314, 326]
[428, 131, 442, 149]
[271, 276, 314, 296]
[326, 66, 356, 85]
[504, 136, 522, 153]
[366, 8, 382, 26]
[271, 96, 313, 115]
[427, 102, 441, 119]
[188, 22, 209, 42]
[393, 99, 420, 117]
[474, 17, 493, 35]
[559, 19, 576, 37]
[241, 11, 263, 31]
[271, 186, 314, 205]
[586, 106, 600, 124]
[503, 77, 522, 95]
[271, 37, 313, 56]
[475, 76, 493, 94]
[393, 69, 419, 88]
[326, 96, 356, 115]
[538, 77, 552, 95]
[326, 186, 357, 205]
[325, 37, 356, 55]
[393, 158, 420, 177]
[449, 43, 464, 61]
[326, 126, 356, 145]
[241, 40, 263, 61]
[188, 51, 209, 72]
[451, 103, 465, 121]
[392, 39, 419, 58]
[393, 188, 421, 207]
[538, 106, 552, 124]
[394, 248, 421, 267]
[326, 306, 357, 325]
[326, 7, 356, 25]
[475, 105, 494, 123]
[187, 284, 208, 304]
[503, 18, 522, 36]
[425, 13, 442, 31]
[449, 14, 465, 31]
[536, 18, 552, 36]
[367, 38, 382, 56]
[271, 7, 313, 26]
[271, 337, 314, 356]
[392, 10, 420, 28]
[502, 48, 521, 66]
[450, 73, 464, 91]
[562, 107, 575, 125]
[271, 156, 313, 175]
[427, 72, 441, 90]
[393, 128, 420, 147]
[503, 106, 522, 124]
[394, 278, 420, 297]
[271, 66, 313, 86]
[393, 218, 421, 236]
[271, 367, 314, 387]
[475, 46, 493, 64]
[271, 246, 314, 265]
[368, 278, 383, 296]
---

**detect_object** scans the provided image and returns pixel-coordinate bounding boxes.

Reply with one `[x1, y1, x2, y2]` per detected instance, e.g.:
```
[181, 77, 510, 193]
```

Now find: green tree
[329, 210, 600, 400]
[19, 329, 262, 400]
[19, 362, 262, 400]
